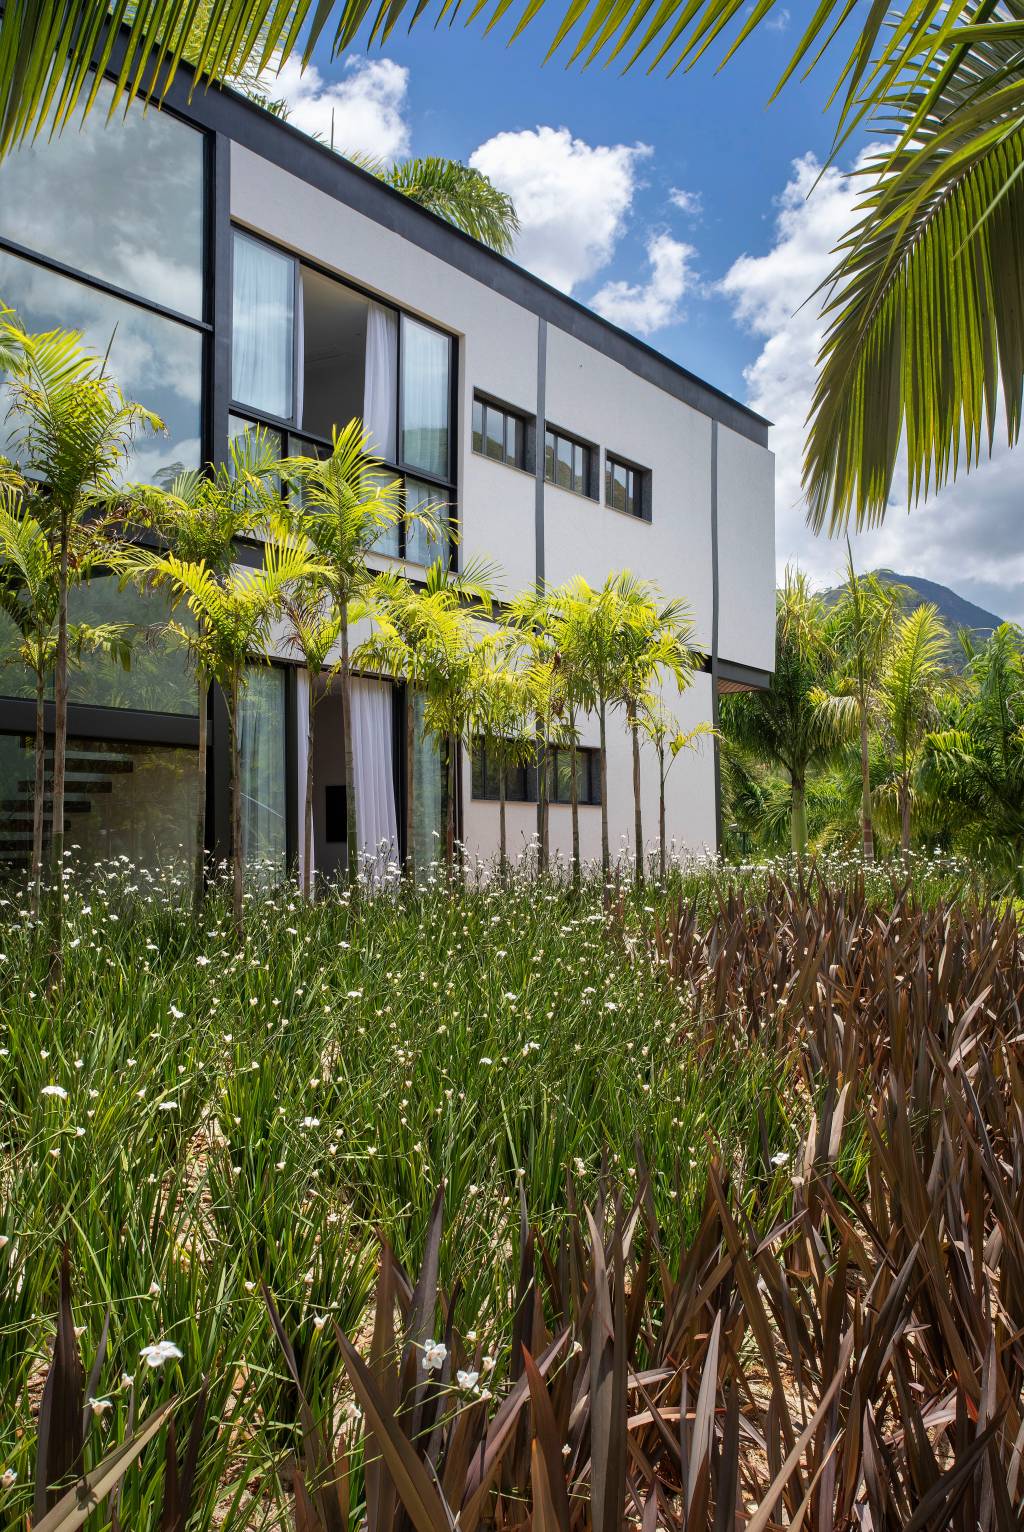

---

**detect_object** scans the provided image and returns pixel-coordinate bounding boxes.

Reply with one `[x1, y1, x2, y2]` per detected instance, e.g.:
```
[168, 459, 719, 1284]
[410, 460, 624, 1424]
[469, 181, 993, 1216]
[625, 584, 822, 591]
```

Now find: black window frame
[471, 739, 601, 806]
[543, 424, 598, 500]
[228, 228, 459, 569]
[472, 392, 534, 472]
[604, 452, 652, 522]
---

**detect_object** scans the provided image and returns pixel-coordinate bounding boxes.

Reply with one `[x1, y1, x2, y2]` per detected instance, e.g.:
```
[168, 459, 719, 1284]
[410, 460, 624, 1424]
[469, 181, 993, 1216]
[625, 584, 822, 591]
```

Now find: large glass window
[0, 250, 202, 486]
[0, 75, 205, 319]
[472, 396, 528, 470]
[404, 478, 449, 568]
[401, 317, 450, 479]
[232, 233, 295, 421]
[544, 427, 595, 499]
[411, 691, 444, 877]
[0, 733, 199, 875]
[238, 664, 287, 875]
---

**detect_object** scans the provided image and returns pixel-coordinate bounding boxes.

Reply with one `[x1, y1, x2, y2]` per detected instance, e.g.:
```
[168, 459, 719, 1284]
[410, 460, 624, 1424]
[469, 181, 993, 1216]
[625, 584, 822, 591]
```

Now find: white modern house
[0, 47, 775, 879]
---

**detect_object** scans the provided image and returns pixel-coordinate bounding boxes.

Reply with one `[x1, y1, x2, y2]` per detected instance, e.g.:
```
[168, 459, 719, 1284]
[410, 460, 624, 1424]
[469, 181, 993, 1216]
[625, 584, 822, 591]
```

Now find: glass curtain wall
[411, 691, 444, 877]
[238, 665, 287, 877]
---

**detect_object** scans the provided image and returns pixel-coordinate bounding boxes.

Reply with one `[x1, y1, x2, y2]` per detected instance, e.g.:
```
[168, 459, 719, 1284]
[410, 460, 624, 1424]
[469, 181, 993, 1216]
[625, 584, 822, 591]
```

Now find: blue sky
[267, 21, 1024, 621]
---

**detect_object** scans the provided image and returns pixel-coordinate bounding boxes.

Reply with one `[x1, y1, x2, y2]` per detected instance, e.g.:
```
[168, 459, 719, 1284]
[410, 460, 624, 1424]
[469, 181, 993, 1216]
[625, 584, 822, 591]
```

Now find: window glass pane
[0, 251, 202, 487]
[411, 690, 444, 879]
[0, 75, 205, 319]
[472, 398, 484, 454]
[556, 435, 573, 490]
[0, 733, 199, 877]
[232, 232, 294, 420]
[608, 461, 625, 512]
[404, 477, 448, 568]
[573, 443, 587, 495]
[485, 405, 504, 461]
[544, 430, 555, 482]
[239, 664, 287, 877]
[506, 415, 520, 466]
[367, 469, 402, 559]
[401, 317, 450, 478]
[71, 576, 197, 715]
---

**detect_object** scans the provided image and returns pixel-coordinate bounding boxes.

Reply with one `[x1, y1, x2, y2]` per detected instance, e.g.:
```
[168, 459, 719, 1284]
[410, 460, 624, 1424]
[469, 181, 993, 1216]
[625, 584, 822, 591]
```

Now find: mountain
[823, 570, 1005, 667]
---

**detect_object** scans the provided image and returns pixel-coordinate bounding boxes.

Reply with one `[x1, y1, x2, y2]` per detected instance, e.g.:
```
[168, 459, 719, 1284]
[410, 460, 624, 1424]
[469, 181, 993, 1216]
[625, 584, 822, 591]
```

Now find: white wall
[717, 425, 776, 673]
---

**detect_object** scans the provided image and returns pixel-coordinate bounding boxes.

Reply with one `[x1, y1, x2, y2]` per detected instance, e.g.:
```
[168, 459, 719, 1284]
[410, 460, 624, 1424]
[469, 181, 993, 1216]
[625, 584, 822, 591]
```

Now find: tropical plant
[503, 587, 569, 876]
[128, 428, 284, 909]
[874, 603, 950, 860]
[720, 571, 845, 856]
[0, 487, 133, 913]
[416, 591, 492, 871]
[283, 422, 436, 887]
[122, 526, 323, 925]
[0, 315, 159, 976]
[812, 551, 905, 863]
[636, 697, 714, 879]
[280, 578, 341, 901]
[344, 153, 519, 254]
[469, 630, 537, 876]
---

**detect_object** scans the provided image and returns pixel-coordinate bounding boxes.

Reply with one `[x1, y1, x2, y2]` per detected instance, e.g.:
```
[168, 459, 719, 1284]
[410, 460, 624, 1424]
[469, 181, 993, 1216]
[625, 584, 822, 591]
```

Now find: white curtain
[351, 677, 399, 881]
[295, 668, 314, 890]
[400, 316, 449, 478]
[231, 233, 294, 419]
[363, 302, 397, 461]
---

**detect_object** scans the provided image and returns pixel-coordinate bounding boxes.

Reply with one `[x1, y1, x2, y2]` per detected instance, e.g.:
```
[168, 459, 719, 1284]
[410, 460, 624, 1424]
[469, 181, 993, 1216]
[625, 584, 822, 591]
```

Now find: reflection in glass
[0, 250, 202, 486]
[232, 233, 294, 420]
[0, 75, 205, 319]
[0, 733, 198, 875]
[401, 317, 450, 478]
[411, 690, 444, 878]
[238, 664, 287, 875]
[404, 478, 448, 568]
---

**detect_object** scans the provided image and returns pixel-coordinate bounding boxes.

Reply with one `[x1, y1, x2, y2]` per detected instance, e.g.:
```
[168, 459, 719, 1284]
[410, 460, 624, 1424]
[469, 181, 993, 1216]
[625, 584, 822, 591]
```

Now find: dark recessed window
[472, 396, 529, 470]
[544, 427, 595, 498]
[471, 742, 601, 805]
[605, 455, 650, 520]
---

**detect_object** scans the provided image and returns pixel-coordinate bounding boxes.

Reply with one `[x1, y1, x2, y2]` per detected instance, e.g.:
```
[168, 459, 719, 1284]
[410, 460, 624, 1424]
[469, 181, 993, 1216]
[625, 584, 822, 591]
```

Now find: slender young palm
[720, 572, 845, 857]
[0, 318, 159, 975]
[279, 581, 341, 900]
[335, 153, 519, 254]
[124, 529, 323, 925]
[283, 422, 433, 887]
[470, 638, 537, 878]
[357, 557, 494, 882]
[0, 487, 131, 912]
[876, 604, 950, 861]
[812, 551, 905, 864]
[636, 698, 714, 880]
[503, 588, 570, 875]
[129, 427, 284, 908]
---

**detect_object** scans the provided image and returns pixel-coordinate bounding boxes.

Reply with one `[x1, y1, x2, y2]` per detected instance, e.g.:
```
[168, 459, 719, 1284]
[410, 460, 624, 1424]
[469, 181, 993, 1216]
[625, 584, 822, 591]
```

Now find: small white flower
[480, 1057, 493, 1067]
[88, 1396, 112, 1417]
[120, 1373, 134, 1388]
[0, 1235, 8, 1249]
[770, 1151, 790, 1167]
[41, 1084, 67, 1100]
[148, 1280, 161, 1297]
[139, 1339, 183, 1369]
[1, 1468, 16, 1489]
[169, 1005, 184, 1021]
[312, 1315, 328, 1331]
[421, 1339, 447, 1372]
[456, 1369, 479, 1391]
[157, 1101, 178, 1112]
[301, 1116, 320, 1128]
[195, 955, 211, 966]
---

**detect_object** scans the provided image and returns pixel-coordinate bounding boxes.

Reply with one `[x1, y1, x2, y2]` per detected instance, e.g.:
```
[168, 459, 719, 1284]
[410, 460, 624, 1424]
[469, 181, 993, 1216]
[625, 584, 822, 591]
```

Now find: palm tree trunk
[228, 674, 243, 929]
[537, 726, 549, 875]
[790, 777, 807, 858]
[31, 664, 45, 918]
[900, 780, 911, 863]
[598, 704, 610, 877]
[339, 602, 359, 889]
[193, 670, 207, 910]
[48, 516, 69, 987]
[629, 700, 643, 886]
[498, 759, 507, 879]
[569, 730, 580, 890]
[658, 748, 667, 883]
[859, 702, 874, 864]
[405, 692, 415, 884]
[304, 701, 315, 901]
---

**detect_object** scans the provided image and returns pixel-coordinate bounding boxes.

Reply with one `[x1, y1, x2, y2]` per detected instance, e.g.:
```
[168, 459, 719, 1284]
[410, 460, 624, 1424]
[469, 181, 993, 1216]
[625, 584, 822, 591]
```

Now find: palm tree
[124, 528, 323, 925]
[720, 572, 844, 857]
[875, 604, 950, 862]
[340, 154, 519, 254]
[357, 557, 494, 882]
[812, 550, 905, 864]
[0, 486, 132, 912]
[0, 316, 159, 975]
[279, 579, 341, 900]
[636, 699, 714, 880]
[283, 424, 436, 886]
[503, 587, 572, 875]
[470, 638, 537, 878]
[128, 428, 284, 909]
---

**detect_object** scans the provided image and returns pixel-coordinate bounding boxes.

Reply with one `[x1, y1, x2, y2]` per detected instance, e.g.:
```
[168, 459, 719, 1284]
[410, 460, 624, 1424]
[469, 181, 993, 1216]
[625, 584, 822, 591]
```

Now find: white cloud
[669, 187, 703, 219]
[266, 55, 411, 161]
[720, 151, 1024, 621]
[469, 126, 651, 291]
[591, 233, 696, 336]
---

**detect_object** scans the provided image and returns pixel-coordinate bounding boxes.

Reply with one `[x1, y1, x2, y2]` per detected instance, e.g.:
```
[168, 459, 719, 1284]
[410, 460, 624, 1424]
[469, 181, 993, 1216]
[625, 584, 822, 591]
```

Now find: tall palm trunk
[629, 700, 643, 886]
[48, 515, 69, 987]
[405, 691, 415, 883]
[569, 728, 580, 889]
[193, 669, 208, 910]
[790, 776, 807, 857]
[658, 747, 667, 883]
[900, 777, 912, 863]
[31, 663, 45, 918]
[536, 721, 549, 875]
[598, 704, 610, 877]
[339, 601, 359, 889]
[304, 701, 315, 901]
[498, 759, 508, 878]
[859, 701, 874, 863]
[228, 674, 244, 929]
